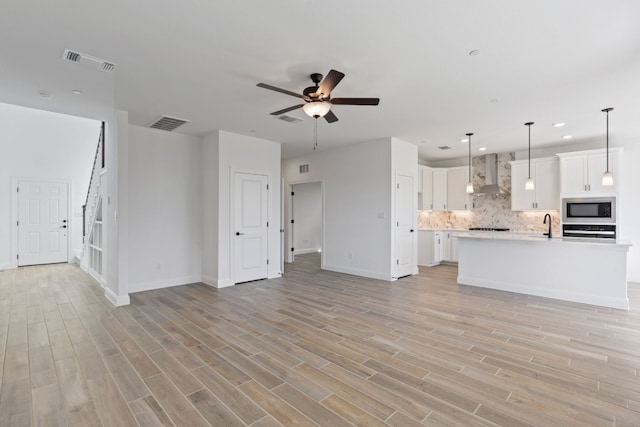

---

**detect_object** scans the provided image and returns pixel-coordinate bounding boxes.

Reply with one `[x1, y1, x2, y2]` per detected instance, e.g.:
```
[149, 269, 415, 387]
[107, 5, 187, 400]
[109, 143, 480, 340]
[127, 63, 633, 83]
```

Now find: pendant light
[525, 122, 534, 191]
[601, 107, 614, 186]
[465, 133, 474, 194]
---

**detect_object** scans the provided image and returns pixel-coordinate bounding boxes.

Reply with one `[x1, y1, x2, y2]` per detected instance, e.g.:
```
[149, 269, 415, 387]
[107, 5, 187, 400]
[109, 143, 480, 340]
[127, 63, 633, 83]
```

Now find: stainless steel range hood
[477, 153, 509, 195]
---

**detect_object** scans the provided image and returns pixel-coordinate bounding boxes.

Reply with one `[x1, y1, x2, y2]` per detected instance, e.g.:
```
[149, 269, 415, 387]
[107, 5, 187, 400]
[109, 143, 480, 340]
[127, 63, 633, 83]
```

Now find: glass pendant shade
[525, 177, 535, 191]
[602, 170, 614, 187]
[303, 101, 331, 118]
[466, 181, 474, 194]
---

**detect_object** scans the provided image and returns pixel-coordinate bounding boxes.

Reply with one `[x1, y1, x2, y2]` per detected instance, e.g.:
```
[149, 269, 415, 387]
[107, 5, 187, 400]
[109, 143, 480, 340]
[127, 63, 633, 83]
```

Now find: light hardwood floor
[1, 254, 640, 426]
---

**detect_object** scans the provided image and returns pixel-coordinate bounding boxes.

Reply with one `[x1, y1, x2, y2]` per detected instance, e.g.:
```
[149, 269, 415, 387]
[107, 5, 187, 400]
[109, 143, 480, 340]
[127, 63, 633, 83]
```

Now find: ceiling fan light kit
[302, 101, 331, 118]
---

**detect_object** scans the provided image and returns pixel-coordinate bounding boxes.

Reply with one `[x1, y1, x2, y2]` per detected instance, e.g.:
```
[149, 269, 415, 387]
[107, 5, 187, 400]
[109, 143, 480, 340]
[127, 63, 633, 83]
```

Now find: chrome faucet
[543, 213, 552, 239]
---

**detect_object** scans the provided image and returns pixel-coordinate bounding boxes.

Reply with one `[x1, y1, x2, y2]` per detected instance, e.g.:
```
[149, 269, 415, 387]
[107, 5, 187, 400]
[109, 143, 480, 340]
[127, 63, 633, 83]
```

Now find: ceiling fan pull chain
[313, 118, 318, 150]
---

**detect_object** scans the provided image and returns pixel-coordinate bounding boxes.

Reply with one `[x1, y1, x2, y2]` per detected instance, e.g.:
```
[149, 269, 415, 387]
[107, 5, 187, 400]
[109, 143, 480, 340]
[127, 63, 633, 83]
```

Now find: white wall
[292, 181, 322, 254]
[201, 131, 220, 285]
[202, 130, 281, 287]
[0, 102, 100, 269]
[127, 125, 203, 292]
[283, 138, 394, 280]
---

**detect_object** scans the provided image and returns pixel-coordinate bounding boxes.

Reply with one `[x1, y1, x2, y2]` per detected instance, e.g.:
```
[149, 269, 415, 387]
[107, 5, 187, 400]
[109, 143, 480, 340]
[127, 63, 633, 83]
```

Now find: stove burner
[468, 227, 510, 231]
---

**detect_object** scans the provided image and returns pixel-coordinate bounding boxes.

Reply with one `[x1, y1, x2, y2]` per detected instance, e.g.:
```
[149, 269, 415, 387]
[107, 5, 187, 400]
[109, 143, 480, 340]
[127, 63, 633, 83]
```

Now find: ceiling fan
[257, 69, 380, 123]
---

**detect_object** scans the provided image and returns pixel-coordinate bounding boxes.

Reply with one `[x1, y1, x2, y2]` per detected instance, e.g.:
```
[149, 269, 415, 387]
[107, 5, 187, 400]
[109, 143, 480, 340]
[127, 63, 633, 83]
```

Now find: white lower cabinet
[418, 230, 458, 266]
[418, 230, 442, 266]
[441, 231, 459, 262]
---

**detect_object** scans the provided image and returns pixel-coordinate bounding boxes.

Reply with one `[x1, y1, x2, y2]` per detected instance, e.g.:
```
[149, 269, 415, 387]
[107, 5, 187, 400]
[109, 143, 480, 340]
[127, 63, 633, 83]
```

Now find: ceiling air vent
[277, 114, 304, 123]
[148, 116, 190, 132]
[62, 48, 117, 73]
[438, 146, 452, 150]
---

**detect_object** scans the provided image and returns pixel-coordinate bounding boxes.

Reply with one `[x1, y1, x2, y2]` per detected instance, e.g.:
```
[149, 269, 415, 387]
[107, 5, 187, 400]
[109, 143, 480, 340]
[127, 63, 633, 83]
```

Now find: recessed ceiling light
[71, 89, 83, 95]
[553, 122, 566, 128]
[38, 91, 53, 100]
[479, 147, 487, 151]
[490, 98, 501, 104]
[460, 138, 469, 143]
[562, 135, 573, 139]
[469, 49, 480, 56]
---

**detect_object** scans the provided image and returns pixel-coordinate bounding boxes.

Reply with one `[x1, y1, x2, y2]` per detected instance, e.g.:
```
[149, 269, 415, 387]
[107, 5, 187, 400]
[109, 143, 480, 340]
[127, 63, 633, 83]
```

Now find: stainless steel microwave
[562, 197, 616, 223]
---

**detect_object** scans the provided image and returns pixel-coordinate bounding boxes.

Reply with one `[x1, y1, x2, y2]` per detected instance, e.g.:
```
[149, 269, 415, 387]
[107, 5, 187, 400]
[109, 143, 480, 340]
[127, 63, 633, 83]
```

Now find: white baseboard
[294, 248, 320, 255]
[105, 287, 130, 307]
[0, 262, 13, 270]
[322, 263, 392, 281]
[129, 275, 202, 294]
[201, 275, 234, 288]
[457, 274, 629, 310]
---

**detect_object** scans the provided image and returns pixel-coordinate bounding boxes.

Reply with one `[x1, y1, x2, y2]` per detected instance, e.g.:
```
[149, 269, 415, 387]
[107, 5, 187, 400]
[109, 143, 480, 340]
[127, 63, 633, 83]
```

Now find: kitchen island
[456, 232, 632, 309]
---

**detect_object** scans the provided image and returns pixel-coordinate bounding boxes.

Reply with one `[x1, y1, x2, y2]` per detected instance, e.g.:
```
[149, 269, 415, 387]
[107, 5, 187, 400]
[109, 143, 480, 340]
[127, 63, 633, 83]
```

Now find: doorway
[289, 181, 323, 264]
[17, 179, 70, 266]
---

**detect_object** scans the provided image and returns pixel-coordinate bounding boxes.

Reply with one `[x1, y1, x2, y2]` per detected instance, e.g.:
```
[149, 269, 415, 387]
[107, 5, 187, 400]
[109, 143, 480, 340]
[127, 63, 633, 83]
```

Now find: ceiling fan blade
[324, 110, 339, 123]
[257, 83, 304, 99]
[331, 97, 380, 105]
[270, 104, 305, 115]
[317, 70, 345, 97]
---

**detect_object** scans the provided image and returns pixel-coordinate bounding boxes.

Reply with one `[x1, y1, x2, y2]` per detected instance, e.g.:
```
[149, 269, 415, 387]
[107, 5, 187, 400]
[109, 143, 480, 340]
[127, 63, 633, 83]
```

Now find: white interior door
[395, 172, 415, 278]
[18, 180, 69, 266]
[233, 172, 269, 283]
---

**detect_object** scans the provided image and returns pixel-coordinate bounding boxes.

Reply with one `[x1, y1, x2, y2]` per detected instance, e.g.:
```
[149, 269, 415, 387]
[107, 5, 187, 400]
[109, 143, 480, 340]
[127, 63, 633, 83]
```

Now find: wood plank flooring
[1, 254, 640, 426]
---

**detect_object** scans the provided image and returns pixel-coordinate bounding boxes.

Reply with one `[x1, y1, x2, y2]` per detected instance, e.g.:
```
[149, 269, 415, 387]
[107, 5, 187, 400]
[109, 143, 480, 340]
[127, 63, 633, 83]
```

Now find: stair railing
[83, 121, 105, 243]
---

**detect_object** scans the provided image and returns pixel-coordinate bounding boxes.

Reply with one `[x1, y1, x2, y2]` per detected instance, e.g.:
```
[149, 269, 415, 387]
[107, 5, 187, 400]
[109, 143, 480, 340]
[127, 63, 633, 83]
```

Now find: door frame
[286, 179, 324, 267]
[10, 177, 73, 269]
[229, 168, 271, 284]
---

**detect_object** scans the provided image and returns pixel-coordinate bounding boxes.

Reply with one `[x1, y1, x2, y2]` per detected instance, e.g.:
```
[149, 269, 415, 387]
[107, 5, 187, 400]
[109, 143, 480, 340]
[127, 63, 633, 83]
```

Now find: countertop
[455, 231, 632, 249]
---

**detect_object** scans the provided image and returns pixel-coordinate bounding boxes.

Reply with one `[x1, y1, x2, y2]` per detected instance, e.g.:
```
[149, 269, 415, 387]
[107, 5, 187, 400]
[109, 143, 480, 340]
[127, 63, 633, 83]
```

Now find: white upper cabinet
[446, 167, 471, 211]
[557, 148, 621, 196]
[419, 166, 433, 210]
[510, 157, 559, 211]
[432, 169, 447, 211]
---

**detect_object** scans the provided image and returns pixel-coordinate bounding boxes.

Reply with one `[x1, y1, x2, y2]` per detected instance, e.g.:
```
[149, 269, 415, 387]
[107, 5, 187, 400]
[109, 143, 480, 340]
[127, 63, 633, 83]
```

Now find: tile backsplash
[418, 152, 561, 233]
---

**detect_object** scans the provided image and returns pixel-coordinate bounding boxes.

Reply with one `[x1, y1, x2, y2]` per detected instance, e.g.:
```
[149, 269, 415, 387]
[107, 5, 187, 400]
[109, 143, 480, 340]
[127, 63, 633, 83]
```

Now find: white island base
[456, 233, 632, 310]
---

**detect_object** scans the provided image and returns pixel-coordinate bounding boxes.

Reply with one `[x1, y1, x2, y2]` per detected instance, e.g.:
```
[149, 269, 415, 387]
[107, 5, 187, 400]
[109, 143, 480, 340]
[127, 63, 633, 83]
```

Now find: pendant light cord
[601, 107, 613, 172]
[606, 109, 609, 171]
[525, 122, 534, 178]
[528, 124, 531, 177]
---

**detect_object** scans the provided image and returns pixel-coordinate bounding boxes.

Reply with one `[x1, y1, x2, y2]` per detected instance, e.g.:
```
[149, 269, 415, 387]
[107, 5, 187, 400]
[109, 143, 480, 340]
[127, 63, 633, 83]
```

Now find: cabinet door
[421, 167, 433, 210]
[417, 231, 431, 266]
[450, 236, 459, 262]
[432, 232, 442, 264]
[561, 156, 588, 194]
[417, 166, 424, 194]
[446, 168, 469, 210]
[510, 162, 534, 210]
[587, 152, 617, 193]
[432, 170, 447, 210]
[441, 231, 451, 261]
[534, 159, 560, 210]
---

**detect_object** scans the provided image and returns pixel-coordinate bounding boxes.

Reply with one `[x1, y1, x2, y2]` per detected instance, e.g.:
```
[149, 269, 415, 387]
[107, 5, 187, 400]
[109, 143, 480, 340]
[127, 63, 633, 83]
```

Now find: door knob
[61, 225, 67, 228]
[236, 232, 244, 236]
[410, 229, 415, 232]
